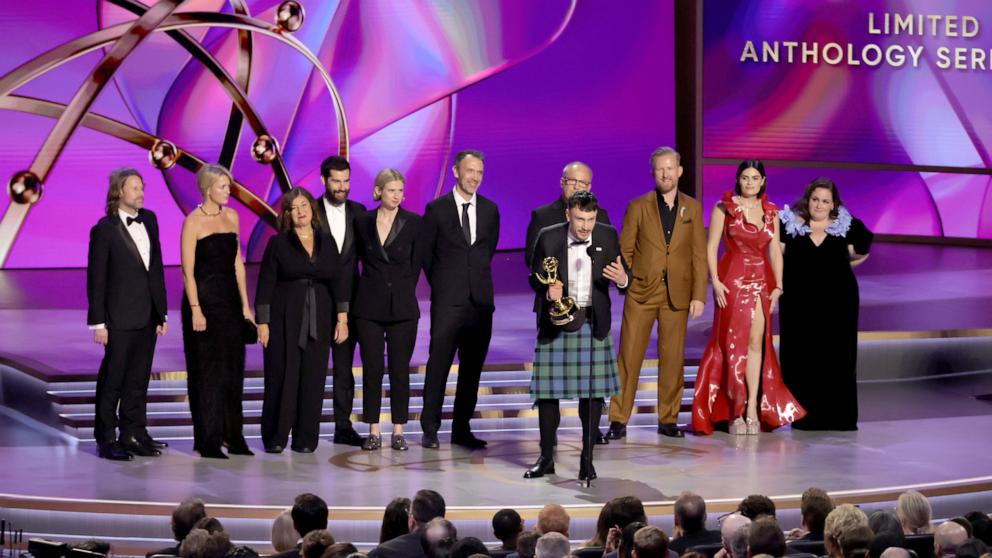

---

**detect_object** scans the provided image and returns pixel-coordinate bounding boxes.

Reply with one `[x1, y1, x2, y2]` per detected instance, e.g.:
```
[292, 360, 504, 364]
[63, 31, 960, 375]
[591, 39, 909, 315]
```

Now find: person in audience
[301, 530, 336, 558]
[535, 533, 570, 558]
[935, 521, 969, 558]
[631, 526, 668, 558]
[869, 530, 907, 558]
[956, 539, 990, 558]
[965, 513, 992, 546]
[272, 509, 301, 553]
[825, 505, 870, 558]
[839, 526, 874, 558]
[537, 505, 571, 537]
[451, 537, 490, 558]
[951, 519, 975, 538]
[682, 552, 708, 558]
[879, 549, 912, 558]
[179, 529, 232, 558]
[271, 494, 330, 558]
[380, 498, 411, 544]
[714, 513, 751, 558]
[491, 509, 524, 557]
[608, 521, 647, 558]
[425, 518, 458, 546]
[869, 511, 905, 538]
[789, 488, 833, 541]
[748, 518, 786, 558]
[429, 537, 457, 558]
[586, 496, 647, 549]
[193, 517, 224, 534]
[897, 491, 933, 535]
[148, 498, 208, 557]
[738, 495, 776, 520]
[320, 545, 359, 558]
[669, 491, 721, 553]
[511, 531, 540, 558]
[369, 489, 446, 558]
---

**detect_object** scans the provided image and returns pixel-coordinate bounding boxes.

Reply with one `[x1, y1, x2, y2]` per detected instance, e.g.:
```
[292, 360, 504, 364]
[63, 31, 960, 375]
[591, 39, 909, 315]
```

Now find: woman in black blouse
[779, 177, 873, 430]
[255, 187, 348, 453]
[353, 169, 422, 451]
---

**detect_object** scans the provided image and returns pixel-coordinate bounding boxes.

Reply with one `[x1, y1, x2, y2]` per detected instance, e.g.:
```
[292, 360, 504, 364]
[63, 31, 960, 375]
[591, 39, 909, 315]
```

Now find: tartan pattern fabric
[530, 322, 619, 400]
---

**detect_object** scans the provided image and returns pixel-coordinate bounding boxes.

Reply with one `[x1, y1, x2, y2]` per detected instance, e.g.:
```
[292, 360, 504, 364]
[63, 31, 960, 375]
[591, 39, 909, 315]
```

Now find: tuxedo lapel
[368, 212, 389, 262]
[113, 217, 146, 272]
[556, 227, 569, 297]
[385, 210, 406, 248]
[669, 193, 689, 249]
[645, 193, 666, 248]
[447, 194, 471, 248]
[341, 201, 356, 257]
[316, 196, 331, 237]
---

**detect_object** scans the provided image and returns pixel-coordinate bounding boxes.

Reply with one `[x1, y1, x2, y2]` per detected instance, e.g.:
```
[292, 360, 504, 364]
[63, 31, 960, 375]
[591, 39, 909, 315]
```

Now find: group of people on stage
[86, 146, 872, 479]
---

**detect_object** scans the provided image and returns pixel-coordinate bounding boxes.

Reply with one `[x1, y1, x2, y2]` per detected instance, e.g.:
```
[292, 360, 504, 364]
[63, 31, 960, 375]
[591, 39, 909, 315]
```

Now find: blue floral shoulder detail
[780, 205, 810, 237]
[826, 206, 852, 237]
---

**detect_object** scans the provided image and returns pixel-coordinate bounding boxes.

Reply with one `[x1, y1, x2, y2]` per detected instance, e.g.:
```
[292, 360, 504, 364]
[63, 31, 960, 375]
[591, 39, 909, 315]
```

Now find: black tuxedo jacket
[87, 208, 168, 330]
[529, 222, 628, 340]
[368, 531, 428, 558]
[353, 207, 422, 322]
[314, 196, 366, 312]
[416, 191, 500, 308]
[525, 197, 610, 267]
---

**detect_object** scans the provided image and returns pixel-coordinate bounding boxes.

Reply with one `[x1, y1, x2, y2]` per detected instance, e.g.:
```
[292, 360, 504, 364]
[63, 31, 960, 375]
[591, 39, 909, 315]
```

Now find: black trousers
[260, 337, 332, 451]
[330, 313, 359, 432]
[94, 322, 157, 444]
[420, 303, 493, 435]
[536, 398, 603, 460]
[355, 317, 418, 424]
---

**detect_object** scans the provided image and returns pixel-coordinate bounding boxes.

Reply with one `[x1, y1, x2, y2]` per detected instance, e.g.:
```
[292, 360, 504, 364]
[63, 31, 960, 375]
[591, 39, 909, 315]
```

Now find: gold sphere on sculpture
[149, 139, 179, 170]
[251, 134, 280, 164]
[8, 171, 42, 205]
[275, 1, 305, 33]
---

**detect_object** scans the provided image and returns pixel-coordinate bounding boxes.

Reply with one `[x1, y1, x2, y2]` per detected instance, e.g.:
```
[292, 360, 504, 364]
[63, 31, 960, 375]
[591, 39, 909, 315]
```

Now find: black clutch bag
[242, 319, 258, 344]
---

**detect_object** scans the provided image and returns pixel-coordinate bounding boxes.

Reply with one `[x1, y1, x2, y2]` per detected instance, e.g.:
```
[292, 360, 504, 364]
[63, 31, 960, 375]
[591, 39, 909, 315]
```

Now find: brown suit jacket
[620, 190, 707, 309]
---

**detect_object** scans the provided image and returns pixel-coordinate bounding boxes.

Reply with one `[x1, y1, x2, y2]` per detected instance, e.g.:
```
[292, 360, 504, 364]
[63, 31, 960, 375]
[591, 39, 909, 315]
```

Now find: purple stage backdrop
[703, 0, 992, 238]
[0, 0, 675, 268]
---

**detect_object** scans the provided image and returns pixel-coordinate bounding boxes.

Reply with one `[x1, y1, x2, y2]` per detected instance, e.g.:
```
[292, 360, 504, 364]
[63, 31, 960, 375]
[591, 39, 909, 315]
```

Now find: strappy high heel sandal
[729, 418, 746, 435]
[745, 416, 760, 435]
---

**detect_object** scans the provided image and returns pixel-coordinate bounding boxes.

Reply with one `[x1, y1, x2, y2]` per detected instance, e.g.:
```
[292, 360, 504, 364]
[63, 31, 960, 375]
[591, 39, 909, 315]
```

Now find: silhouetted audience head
[675, 491, 708, 535]
[801, 488, 834, 536]
[720, 513, 752, 558]
[952, 518, 976, 538]
[319, 544, 358, 558]
[429, 537, 456, 558]
[179, 529, 232, 558]
[620, 522, 648, 558]
[380, 497, 411, 544]
[492, 508, 524, 551]
[412, 490, 447, 531]
[897, 491, 933, 535]
[965, 512, 992, 546]
[451, 537, 490, 558]
[537, 505, 570, 537]
[825, 505, 869, 558]
[869, 529, 906, 558]
[193, 517, 224, 534]
[516, 530, 540, 558]
[879, 548, 911, 558]
[869, 511, 904, 538]
[272, 509, 301, 552]
[839, 525, 874, 558]
[590, 496, 647, 547]
[425, 518, 458, 546]
[631, 526, 668, 558]
[172, 498, 208, 544]
[738, 495, 776, 520]
[292, 494, 330, 538]
[301, 529, 336, 558]
[748, 517, 786, 558]
[535, 532, 570, 558]
[936, 520, 969, 557]
[956, 538, 990, 558]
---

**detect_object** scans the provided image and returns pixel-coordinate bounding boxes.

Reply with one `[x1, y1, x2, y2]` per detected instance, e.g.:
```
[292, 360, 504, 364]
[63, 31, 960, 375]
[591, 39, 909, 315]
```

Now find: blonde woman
[181, 164, 253, 459]
[896, 491, 933, 535]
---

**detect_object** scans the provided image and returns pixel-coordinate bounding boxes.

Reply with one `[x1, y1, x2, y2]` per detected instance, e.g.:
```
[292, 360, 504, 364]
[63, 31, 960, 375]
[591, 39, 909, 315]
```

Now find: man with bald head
[525, 162, 611, 268]
[935, 521, 969, 558]
[714, 513, 752, 558]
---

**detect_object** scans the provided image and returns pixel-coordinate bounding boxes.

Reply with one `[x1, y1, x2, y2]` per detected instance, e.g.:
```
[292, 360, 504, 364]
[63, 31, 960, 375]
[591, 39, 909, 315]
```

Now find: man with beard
[314, 155, 367, 447]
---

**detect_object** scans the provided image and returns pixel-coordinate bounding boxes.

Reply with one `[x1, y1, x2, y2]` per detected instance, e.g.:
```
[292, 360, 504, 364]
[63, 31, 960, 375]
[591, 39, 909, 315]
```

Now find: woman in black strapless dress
[181, 164, 254, 459]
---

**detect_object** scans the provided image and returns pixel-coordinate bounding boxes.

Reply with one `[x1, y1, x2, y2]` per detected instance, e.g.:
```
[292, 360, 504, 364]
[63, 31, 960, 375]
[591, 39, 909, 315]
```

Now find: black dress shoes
[657, 422, 685, 438]
[606, 422, 627, 440]
[139, 435, 168, 449]
[98, 441, 134, 461]
[120, 435, 161, 457]
[227, 444, 255, 456]
[523, 456, 556, 479]
[451, 431, 488, 449]
[578, 457, 598, 482]
[290, 445, 314, 454]
[333, 429, 365, 447]
[264, 444, 284, 454]
[595, 432, 610, 445]
[198, 448, 229, 459]
[421, 431, 440, 449]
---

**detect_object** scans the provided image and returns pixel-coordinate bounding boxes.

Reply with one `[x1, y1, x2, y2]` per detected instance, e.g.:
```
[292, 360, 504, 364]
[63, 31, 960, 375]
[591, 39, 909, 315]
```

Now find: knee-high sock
[578, 398, 604, 459]
[537, 399, 560, 459]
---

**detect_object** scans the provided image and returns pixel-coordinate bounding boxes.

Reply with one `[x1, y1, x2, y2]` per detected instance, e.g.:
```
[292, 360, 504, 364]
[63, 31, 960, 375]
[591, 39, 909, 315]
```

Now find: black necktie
[461, 202, 472, 244]
[126, 214, 143, 226]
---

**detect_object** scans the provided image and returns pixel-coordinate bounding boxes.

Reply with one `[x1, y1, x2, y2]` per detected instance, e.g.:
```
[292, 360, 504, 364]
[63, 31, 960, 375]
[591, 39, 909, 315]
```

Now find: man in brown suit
[607, 146, 707, 438]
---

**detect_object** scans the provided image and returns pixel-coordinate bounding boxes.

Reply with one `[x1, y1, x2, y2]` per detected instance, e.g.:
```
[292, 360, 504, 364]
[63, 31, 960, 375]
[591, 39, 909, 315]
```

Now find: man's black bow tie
[126, 215, 144, 226]
[570, 239, 589, 246]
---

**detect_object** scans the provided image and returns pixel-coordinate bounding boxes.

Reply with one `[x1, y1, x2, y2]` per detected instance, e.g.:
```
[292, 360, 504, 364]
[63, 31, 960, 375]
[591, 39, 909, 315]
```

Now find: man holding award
[524, 191, 630, 483]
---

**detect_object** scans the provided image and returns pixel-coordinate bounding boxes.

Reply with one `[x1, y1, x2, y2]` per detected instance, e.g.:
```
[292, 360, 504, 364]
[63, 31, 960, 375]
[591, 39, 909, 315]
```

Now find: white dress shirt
[323, 197, 346, 252]
[567, 231, 593, 308]
[453, 189, 477, 245]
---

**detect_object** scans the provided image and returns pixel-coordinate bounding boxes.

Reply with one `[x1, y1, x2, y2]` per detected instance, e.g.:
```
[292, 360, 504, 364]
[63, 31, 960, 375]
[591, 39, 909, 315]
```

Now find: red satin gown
[691, 192, 805, 434]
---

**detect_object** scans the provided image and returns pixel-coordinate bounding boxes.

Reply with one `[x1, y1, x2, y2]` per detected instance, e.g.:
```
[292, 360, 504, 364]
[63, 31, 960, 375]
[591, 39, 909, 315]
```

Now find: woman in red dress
[692, 160, 805, 435]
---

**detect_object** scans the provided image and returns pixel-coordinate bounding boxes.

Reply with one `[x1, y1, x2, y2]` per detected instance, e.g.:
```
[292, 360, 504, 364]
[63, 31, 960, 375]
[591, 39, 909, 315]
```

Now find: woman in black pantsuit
[353, 169, 422, 451]
[255, 187, 349, 454]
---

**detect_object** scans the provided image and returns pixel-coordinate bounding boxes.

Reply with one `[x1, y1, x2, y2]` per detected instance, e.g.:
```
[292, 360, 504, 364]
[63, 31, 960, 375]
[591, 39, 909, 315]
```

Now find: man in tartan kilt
[524, 191, 630, 482]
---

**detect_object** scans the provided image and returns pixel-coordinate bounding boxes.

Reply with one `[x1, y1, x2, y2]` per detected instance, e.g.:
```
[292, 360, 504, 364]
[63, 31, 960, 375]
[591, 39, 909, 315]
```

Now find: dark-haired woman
[691, 160, 806, 435]
[255, 187, 349, 454]
[779, 178, 872, 431]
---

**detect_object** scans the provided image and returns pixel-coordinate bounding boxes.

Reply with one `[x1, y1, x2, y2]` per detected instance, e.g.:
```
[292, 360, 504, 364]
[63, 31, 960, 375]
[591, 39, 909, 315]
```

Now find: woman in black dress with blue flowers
[778, 178, 873, 430]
